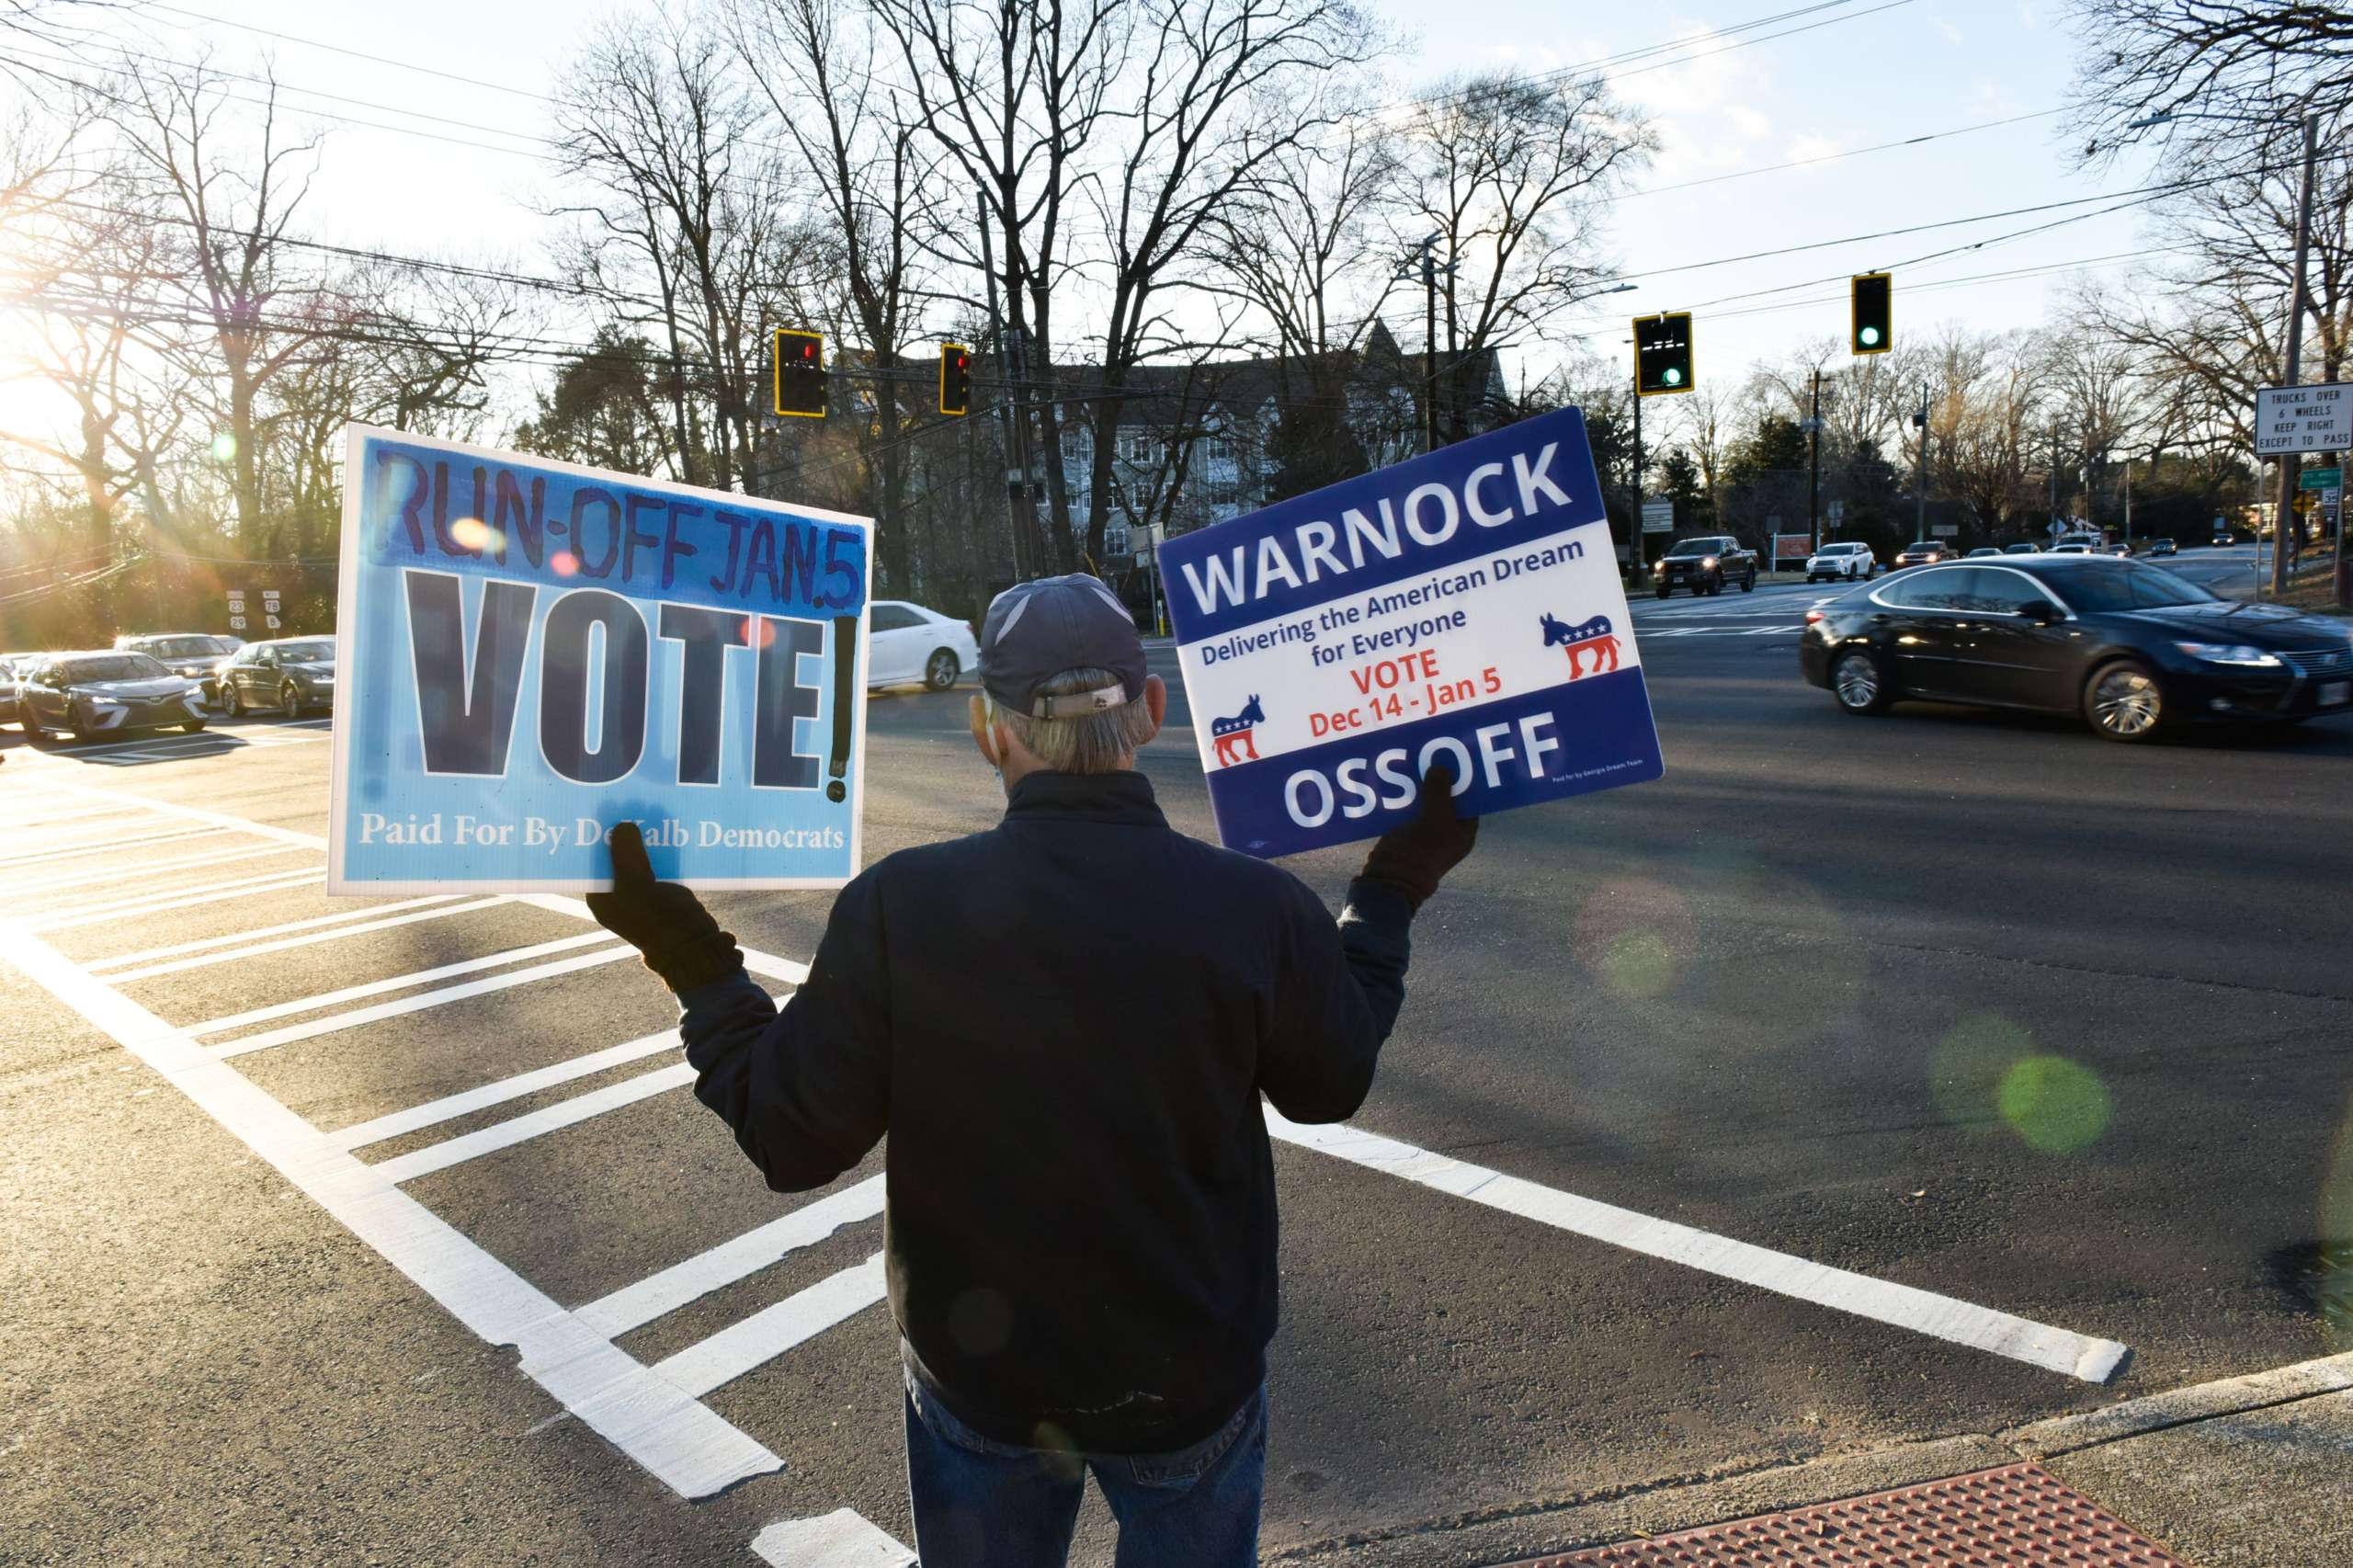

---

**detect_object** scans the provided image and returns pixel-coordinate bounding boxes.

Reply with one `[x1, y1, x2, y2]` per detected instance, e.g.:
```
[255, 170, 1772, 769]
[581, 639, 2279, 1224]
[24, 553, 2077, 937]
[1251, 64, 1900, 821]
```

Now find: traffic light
[940, 342, 972, 416]
[1632, 312, 1693, 396]
[1850, 273, 1892, 355]
[774, 328, 825, 417]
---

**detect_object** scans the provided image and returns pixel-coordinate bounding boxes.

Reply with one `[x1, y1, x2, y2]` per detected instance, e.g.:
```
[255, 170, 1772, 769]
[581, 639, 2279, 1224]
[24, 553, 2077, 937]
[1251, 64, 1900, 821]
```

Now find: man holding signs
[585, 574, 1473, 1566]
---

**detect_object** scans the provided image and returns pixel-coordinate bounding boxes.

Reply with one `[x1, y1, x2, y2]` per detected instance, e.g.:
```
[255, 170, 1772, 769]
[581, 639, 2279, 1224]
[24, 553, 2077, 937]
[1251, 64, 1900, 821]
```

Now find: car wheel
[2085, 659, 2166, 743]
[222, 683, 243, 718]
[280, 682, 302, 717]
[1741, 570, 1756, 592]
[182, 719, 207, 733]
[924, 649, 960, 691]
[1832, 650, 1891, 714]
[69, 707, 93, 743]
[1655, 584, 1671, 599]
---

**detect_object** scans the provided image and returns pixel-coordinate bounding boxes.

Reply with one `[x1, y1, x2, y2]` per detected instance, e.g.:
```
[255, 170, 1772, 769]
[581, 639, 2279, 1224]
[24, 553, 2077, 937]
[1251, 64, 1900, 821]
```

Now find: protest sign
[327, 426, 870, 893]
[1157, 409, 1661, 859]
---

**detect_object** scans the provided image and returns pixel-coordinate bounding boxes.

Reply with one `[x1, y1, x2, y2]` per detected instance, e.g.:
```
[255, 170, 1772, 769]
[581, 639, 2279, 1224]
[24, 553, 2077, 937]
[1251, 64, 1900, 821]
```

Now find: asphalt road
[4, 564, 2349, 1566]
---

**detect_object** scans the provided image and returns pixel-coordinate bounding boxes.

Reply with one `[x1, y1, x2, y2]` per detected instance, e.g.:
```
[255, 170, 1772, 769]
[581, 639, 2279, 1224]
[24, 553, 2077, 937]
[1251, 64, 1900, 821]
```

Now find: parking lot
[5, 601, 2349, 1565]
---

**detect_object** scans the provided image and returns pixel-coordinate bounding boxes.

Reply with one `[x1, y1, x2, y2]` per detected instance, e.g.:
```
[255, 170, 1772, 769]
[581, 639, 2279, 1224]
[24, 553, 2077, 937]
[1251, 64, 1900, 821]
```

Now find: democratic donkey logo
[1540, 611, 1621, 680]
[1212, 694, 1266, 767]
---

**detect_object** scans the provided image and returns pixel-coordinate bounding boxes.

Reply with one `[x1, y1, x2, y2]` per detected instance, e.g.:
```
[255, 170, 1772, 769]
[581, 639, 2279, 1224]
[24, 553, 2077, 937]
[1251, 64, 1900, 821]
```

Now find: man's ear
[1140, 674, 1166, 745]
[969, 693, 998, 767]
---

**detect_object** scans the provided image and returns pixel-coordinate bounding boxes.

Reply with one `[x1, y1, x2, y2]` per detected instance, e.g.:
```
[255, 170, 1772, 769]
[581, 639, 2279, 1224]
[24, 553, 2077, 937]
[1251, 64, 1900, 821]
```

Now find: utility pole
[1631, 365, 1643, 574]
[2274, 109, 2320, 597]
[1914, 385, 1928, 542]
[979, 194, 1037, 580]
[1423, 242, 1440, 453]
[2050, 422, 2063, 534]
[1805, 369, 1823, 552]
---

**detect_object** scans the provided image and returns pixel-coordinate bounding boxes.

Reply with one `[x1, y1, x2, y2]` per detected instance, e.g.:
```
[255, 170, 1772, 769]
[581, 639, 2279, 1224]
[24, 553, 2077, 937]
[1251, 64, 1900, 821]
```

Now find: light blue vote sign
[327, 426, 872, 892]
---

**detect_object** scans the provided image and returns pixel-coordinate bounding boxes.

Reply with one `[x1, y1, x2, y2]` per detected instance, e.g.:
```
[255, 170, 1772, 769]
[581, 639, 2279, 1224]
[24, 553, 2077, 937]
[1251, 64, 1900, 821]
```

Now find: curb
[1266, 1350, 2353, 1567]
[2003, 1347, 2353, 1460]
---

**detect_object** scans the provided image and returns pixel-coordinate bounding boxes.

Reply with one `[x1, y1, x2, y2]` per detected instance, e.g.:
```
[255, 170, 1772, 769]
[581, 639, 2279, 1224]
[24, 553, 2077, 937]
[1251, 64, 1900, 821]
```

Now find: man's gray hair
[985, 666, 1154, 774]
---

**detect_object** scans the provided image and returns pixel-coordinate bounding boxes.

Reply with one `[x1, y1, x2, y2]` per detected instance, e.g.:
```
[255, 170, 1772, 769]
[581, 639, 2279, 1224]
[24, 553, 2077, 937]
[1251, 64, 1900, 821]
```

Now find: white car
[2049, 543, 2092, 555]
[1804, 541, 1877, 583]
[867, 599, 981, 691]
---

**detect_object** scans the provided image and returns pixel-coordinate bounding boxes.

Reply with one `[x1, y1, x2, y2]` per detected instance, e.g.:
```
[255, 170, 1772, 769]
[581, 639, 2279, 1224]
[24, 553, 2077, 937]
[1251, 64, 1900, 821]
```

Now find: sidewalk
[1271, 1351, 2353, 1567]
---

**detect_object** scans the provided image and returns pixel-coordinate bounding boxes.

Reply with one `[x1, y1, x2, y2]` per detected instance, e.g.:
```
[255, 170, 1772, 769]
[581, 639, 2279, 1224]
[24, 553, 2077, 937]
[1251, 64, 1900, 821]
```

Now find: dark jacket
[677, 768, 1415, 1454]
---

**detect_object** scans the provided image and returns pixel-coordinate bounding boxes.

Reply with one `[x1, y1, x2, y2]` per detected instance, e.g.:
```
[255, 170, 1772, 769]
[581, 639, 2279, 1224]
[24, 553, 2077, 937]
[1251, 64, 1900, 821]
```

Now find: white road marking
[29, 869, 326, 932]
[578, 1176, 889, 1339]
[1264, 1108, 2131, 1383]
[751, 1509, 914, 1567]
[0, 803, 142, 834]
[0, 924, 781, 1499]
[3, 840, 306, 900]
[207, 946, 639, 1060]
[517, 892, 813, 987]
[92, 894, 466, 971]
[103, 897, 501, 981]
[185, 931, 620, 1037]
[369, 1062, 697, 1185]
[652, 1253, 889, 1400]
[22, 780, 327, 851]
[0, 822, 222, 870]
[331, 1029, 683, 1152]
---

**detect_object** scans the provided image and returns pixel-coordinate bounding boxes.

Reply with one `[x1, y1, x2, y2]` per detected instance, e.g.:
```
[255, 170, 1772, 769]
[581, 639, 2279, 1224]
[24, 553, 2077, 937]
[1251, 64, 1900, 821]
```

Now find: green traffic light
[1664, 367, 1682, 386]
[1859, 325, 1881, 347]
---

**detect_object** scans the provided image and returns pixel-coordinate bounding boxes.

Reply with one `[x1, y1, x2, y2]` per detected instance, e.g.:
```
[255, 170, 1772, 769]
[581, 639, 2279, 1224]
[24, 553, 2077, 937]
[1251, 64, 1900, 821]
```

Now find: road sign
[1642, 500, 1674, 533]
[2047, 519, 2065, 538]
[1930, 524, 1959, 538]
[1773, 534, 1812, 562]
[1156, 407, 1663, 859]
[2254, 383, 2353, 456]
[2294, 491, 2317, 515]
[2300, 466, 2341, 490]
[328, 426, 872, 893]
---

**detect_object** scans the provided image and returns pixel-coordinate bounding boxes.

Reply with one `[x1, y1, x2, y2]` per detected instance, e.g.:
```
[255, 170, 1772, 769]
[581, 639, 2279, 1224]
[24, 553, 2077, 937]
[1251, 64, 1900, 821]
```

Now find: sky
[5, 0, 2165, 443]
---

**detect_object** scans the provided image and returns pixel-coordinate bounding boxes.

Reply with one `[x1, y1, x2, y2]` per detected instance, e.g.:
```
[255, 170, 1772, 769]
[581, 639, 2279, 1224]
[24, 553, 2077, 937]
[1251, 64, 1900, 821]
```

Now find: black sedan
[17, 652, 208, 741]
[1799, 556, 2353, 743]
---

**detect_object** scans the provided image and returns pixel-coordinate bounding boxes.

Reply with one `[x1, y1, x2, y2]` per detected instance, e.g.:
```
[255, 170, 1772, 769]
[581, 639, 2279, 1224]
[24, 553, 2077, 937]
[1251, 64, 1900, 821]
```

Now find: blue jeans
[903, 1371, 1267, 1568]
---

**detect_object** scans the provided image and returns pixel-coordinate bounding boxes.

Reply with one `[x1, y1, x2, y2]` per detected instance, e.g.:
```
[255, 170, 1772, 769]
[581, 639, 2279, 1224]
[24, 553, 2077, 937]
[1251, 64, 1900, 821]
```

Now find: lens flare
[1573, 877, 1694, 1002]
[1997, 1054, 2111, 1154]
[550, 551, 580, 578]
[449, 516, 500, 554]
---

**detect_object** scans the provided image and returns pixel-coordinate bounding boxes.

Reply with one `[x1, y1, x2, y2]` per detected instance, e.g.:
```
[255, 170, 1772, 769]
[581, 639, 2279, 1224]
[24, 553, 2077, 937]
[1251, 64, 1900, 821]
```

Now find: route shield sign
[2255, 383, 2353, 456]
[1157, 409, 1664, 859]
[328, 426, 871, 893]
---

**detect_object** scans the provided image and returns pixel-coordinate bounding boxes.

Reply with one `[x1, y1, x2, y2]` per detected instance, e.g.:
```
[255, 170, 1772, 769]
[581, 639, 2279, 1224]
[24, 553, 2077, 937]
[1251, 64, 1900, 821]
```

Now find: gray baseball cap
[978, 574, 1146, 719]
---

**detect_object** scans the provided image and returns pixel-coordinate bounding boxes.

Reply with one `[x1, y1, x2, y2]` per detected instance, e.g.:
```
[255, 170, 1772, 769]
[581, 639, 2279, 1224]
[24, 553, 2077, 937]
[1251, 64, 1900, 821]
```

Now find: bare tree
[112, 59, 324, 555]
[732, 0, 948, 590]
[876, 0, 1129, 575]
[2068, 1, 2353, 173]
[1394, 70, 1654, 440]
[1070, 0, 1385, 564]
[551, 7, 779, 492]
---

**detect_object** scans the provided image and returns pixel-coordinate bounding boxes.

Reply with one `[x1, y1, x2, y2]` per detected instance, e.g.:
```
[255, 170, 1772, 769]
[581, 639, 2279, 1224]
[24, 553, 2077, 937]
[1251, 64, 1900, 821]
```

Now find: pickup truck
[1651, 534, 1757, 597]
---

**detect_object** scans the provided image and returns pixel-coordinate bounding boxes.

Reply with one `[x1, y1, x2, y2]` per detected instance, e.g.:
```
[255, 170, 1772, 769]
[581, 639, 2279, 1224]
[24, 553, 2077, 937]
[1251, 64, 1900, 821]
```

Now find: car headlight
[2175, 642, 2282, 668]
[1700, 555, 1718, 568]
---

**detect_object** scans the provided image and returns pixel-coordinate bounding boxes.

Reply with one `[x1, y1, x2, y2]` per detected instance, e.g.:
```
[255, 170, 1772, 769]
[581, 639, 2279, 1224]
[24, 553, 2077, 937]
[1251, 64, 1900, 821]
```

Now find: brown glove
[1358, 765, 1478, 909]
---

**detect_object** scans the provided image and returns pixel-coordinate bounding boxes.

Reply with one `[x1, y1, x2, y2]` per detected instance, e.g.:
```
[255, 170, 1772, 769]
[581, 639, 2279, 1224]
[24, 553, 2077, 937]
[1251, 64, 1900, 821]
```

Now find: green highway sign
[2300, 466, 2340, 490]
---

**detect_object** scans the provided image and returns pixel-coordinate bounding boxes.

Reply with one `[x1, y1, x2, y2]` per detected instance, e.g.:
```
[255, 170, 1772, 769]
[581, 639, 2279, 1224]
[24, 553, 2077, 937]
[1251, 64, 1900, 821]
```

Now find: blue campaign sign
[327, 426, 871, 892]
[1157, 408, 1662, 858]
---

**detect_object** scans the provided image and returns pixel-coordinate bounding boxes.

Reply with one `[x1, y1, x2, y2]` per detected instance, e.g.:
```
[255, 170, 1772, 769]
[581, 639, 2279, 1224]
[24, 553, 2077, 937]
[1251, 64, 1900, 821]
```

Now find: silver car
[17, 652, 207, 741]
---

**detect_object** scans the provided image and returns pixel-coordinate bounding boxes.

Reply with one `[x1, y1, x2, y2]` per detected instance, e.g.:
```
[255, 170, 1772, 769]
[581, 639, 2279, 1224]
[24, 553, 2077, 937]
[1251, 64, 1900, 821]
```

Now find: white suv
[1804, 541, 1877, 583]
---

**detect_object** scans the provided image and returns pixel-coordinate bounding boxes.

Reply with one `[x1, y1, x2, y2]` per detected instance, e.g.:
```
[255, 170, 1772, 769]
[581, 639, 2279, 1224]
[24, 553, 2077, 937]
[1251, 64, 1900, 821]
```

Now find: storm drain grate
[1509, 1462, 2187, 1566]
